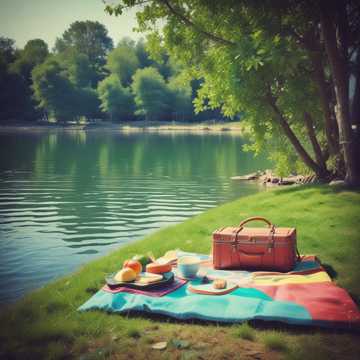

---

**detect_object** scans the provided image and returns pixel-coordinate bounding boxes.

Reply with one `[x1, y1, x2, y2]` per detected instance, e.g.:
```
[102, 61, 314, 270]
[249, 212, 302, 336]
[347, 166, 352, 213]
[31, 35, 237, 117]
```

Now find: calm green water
[0, 130, 269, 304]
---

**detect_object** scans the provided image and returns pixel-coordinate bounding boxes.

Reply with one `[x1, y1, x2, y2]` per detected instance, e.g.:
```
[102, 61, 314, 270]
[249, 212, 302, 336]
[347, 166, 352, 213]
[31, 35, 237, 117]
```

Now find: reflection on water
[0, 131, 269, 304]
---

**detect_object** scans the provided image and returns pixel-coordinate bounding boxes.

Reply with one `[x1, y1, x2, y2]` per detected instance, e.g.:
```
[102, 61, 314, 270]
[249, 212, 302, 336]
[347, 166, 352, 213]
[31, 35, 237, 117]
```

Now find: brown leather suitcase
[212, 217, 299, 272]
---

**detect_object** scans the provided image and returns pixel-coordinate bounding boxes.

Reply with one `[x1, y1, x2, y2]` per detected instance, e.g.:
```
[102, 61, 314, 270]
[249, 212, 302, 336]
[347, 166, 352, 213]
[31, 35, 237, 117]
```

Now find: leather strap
[238, 216, 301, 263]
[238, 217, 275, 249]
[295, 246, 302, 262]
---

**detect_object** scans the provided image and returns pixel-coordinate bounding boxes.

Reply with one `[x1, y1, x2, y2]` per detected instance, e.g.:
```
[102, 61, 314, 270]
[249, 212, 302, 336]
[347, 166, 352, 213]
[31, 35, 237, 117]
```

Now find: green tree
[54, 21, 113, 70]
[32, 58, 77, 123]
[8, 39, 49, 121]
[33, 57, 104, 123]
[131, 67, 172, 120]
[0, 37, 17, 63]
[0, 53, 28, 121]
[107, 0, 360, 184]
[58, 50, 98, 88]
[0, 37, 43, 122]
[76, 87, 102, 120]
[106, 42, 139, 86]
[136, 37, 174, 79]
[11, 39, 49, 83]
[97, 74, 134, 121]
[167, 74, 193, 120]
[135, 38, 153, 68]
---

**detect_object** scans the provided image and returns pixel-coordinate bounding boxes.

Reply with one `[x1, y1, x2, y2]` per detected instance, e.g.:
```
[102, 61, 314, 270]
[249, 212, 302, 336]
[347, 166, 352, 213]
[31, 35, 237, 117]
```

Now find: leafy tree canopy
[131, 67, 172, 120]
[106, 0, 360, 184]
[0, 37, 17, 64]
[167, 73, 193, 117]
[97, 74, 134, 120]
[75, 87, 102, 120]
[54, 21, 113, 69]
[0, 37, 47, 122]
[56, 49, 98, 88]
[135, 38, 153, 68]
[32, 57, 78, 122]
[0, 61, 28, 121]
[10, 39, 49, 83]
[106, 42, 140, 86]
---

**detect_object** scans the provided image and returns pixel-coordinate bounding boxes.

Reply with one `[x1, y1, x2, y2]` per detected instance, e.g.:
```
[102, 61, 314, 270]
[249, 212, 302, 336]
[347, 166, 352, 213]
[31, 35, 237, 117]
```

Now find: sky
[0, 0, 142, 49]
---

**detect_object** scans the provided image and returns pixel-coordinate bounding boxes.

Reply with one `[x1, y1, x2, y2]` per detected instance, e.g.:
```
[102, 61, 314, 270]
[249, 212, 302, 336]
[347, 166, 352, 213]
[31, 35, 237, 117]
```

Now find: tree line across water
[1, 0, 360, 186]
[0, 21, 225, 125]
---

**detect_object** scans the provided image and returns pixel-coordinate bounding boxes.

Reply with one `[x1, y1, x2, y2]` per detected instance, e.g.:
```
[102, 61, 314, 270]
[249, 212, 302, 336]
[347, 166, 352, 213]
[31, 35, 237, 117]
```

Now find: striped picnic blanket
[79, 252, 360, 328]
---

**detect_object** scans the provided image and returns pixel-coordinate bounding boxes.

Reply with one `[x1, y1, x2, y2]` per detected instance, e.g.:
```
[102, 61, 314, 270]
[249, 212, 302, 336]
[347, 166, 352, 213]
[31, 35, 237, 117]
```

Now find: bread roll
[213, 279, 227, 289]
[115, 267, 137, 282]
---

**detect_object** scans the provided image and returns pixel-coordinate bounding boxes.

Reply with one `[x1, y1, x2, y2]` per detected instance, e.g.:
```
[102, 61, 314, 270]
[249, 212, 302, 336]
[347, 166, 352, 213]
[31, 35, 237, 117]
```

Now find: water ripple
[0, 131, 268, 304]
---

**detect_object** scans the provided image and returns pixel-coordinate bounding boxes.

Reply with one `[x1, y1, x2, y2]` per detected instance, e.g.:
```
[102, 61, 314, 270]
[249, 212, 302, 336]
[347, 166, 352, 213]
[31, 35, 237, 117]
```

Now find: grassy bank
[0, 185, 360, 359]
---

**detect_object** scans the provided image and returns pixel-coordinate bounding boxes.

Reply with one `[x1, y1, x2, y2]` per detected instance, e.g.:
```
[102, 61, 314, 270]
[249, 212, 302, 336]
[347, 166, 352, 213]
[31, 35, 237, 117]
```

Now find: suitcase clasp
[268, 228, 275, 253]
[231, 241, 238, 252]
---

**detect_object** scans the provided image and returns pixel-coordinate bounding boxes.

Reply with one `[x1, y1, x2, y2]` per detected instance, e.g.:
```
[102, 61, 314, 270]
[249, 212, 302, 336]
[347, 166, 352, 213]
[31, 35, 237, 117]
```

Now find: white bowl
[178, 256, 200, 278]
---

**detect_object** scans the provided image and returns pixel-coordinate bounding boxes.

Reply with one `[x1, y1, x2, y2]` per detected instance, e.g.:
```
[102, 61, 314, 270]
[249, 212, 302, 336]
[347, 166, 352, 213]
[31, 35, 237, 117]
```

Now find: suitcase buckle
[268, 230, 275, 252]
[232, 241, 237, 252]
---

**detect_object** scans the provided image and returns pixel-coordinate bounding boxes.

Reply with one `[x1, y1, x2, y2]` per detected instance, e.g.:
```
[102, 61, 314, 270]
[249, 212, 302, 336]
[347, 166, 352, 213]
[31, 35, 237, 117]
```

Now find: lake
[0, 130, 269, 304]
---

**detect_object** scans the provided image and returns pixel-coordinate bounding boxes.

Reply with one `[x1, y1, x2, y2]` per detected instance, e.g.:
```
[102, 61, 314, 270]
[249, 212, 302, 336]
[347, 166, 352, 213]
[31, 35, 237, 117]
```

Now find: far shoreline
[0, 120, 245, 135]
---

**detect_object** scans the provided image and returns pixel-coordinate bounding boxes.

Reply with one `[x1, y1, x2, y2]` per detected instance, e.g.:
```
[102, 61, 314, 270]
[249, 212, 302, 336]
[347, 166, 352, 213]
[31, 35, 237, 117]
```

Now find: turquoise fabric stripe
[78, 252, 319, 325]
[79, 282, 313, 325]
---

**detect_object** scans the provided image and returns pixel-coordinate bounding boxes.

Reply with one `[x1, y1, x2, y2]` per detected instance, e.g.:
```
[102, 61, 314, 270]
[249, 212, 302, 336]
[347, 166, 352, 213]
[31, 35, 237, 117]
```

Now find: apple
[132, 254, 152, 271]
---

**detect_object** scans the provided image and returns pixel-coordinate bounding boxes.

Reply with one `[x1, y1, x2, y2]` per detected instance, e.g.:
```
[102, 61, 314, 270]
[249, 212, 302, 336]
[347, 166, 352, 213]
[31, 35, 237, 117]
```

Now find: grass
[262, 332, 288, 352]
[0, 185, 359, 359]
[232, 322, 256, 341]
[126, 328, 141, 339]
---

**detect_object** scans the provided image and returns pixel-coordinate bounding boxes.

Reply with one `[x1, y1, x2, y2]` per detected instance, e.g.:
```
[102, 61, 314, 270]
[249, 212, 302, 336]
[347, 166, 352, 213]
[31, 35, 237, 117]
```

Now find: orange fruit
[123, 259, 142, 275]
[146, 262, 172, 274]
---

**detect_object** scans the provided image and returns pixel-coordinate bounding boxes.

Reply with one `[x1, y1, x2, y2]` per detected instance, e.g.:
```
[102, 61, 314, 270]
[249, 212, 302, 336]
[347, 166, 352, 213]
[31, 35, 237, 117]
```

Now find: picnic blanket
[79, 252, 360, 328]
[102, 277, 187, 297]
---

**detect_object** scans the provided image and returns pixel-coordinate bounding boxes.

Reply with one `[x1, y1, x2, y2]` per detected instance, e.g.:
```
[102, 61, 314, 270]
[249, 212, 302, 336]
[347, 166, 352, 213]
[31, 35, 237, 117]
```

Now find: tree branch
[292, 25, 340, 155]
[303, 111, 327, 170]
[265, 86, 327, 177]
[103, 0, 152, 13]
[160, 0, 236, 47]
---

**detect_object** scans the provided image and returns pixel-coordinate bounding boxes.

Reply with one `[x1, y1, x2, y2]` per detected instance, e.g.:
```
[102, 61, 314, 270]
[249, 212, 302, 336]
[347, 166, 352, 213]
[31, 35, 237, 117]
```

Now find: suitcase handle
[239, 217, 275, 232]
[238, 217, 302, 262]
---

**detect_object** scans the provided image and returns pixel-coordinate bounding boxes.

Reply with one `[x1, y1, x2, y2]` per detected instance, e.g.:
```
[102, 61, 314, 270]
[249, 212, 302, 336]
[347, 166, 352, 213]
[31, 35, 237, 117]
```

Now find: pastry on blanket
[137, 272, 163, 284]
[213, 279, 227, 289]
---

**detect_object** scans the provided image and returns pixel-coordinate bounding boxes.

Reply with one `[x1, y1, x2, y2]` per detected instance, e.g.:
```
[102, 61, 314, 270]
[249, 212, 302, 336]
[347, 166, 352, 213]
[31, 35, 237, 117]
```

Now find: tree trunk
[351, 51, 360, 170]
[308, 47, 339, 155]
[352, 52, 360, 126]
[320, 2, 360, 186]
[303, 111, 328, 173]
[291, 26, 339, 159]
[266, 92, 329, 180]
